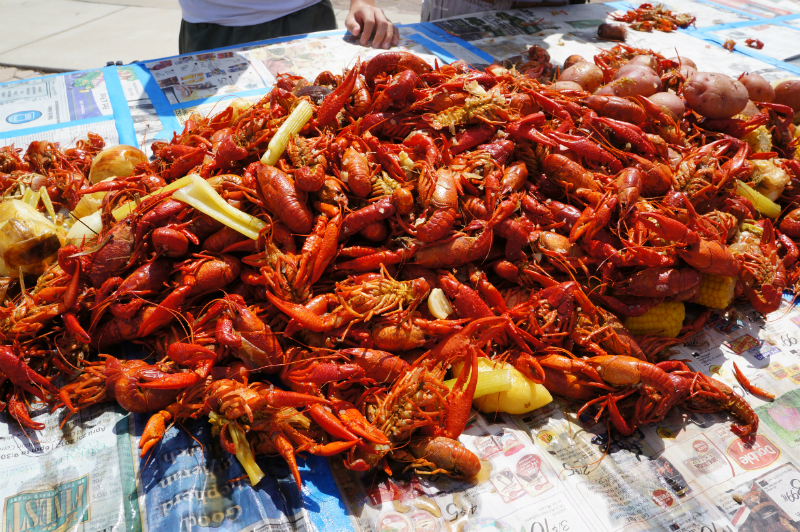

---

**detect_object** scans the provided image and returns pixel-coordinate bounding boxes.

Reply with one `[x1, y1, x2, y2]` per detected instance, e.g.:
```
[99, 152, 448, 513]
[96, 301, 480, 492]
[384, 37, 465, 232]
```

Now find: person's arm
[345, 0, 399, 49]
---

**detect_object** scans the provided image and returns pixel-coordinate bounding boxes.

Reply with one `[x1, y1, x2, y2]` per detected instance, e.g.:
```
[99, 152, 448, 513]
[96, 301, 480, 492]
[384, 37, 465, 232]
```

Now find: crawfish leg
[7, 391, 45, 431]
[270, 428, 302, 487]
[732, 362, 775, 400]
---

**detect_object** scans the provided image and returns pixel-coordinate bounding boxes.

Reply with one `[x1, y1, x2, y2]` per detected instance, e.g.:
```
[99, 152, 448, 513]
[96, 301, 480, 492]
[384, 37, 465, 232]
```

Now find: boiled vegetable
[0, 200, 64, 277]
[261, 99, 314, 166]
[684, 72, 749, 119]
[452, 358, 552, 415]
[736, 180, 781, 218]
[172, 175, 267, 240]
[88, 145, 147, 184]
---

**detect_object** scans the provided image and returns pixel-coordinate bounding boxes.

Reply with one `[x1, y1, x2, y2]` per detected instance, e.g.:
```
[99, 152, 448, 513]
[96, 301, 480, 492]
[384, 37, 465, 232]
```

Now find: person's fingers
[380, 23, 396, 49]
[345, 13, 361, 36]
[360, 11, 376, 46]
[391, 27, 400, 47]
[371, 19, 389, 49]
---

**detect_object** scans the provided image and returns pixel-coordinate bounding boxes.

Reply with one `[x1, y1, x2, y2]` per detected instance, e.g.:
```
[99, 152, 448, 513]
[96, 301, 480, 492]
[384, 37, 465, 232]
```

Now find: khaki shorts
[179, 0, 337, 54]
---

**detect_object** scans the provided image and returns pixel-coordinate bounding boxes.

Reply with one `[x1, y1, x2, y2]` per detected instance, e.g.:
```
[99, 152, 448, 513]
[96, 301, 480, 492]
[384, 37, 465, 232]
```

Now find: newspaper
[401, 24, 491, 67]
[0, 120, 120, 151]
[143, 51, 271, 106]
[0, 69, 113, 135]
[703, 23, 800, 66]
[115, 65, 164, 154]
[0, 403, 139, 532]
[707, 0, 800, 17]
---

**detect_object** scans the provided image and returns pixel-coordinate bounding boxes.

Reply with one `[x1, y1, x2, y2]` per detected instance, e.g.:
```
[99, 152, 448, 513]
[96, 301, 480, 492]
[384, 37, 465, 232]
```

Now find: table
[1, 2, 800, 531]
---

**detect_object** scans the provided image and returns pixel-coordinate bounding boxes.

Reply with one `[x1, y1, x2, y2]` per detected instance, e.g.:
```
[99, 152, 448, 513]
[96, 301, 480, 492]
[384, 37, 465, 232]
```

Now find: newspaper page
[0, 402, 140, 532]
[116, 64, 164, 155]
[702, 23, 800, 67]
[424, 6, 613, 66]
[401, 24, 492, 67]
[143, 51, 271, 106]
[131, 413, 350, 532]
[704, 0, 800, 17]
[0, 69, 113, 135]
[0, 120, 120, 151]
[142, 33, 440, 108]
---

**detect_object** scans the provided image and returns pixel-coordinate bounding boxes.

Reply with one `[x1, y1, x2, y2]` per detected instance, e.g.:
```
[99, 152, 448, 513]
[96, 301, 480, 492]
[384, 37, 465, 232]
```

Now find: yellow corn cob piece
[692, 274, 737, 309]
[742, 124, 772, 154]
[624, 302, 685, 338]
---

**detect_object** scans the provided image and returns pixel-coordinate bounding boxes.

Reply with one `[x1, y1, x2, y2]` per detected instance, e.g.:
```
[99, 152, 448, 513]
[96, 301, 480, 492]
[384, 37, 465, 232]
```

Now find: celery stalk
[111, 174, 266, 240]
[40, 188, 57, 223]
[111, 174, 197, 221]
[261, 100, 313, 166]
[443, 370, 514, 398]
[227, 421, 265, 486]
[736, 181, 781, 219]
[172, 175, 267, 240]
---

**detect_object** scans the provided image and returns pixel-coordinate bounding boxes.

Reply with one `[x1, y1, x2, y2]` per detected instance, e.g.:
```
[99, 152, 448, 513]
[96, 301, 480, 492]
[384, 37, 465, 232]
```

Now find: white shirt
[179, 0, 321, 27]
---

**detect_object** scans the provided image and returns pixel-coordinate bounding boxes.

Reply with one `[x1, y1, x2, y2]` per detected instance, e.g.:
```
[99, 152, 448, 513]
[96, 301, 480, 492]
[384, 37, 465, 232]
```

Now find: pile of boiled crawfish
[610, 3, 696, 33]
[0, 44, 798, 486]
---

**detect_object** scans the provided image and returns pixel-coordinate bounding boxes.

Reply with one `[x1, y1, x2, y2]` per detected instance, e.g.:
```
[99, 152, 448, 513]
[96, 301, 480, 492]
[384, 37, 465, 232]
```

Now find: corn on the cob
[624, 301, 685, 338]
[741, 124, 772, 154]
[693, 274, 737, 309]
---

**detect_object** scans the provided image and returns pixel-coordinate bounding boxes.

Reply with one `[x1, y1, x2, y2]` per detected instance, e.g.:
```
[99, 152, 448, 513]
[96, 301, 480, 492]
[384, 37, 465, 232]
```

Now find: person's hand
[345, 0, 399, 49]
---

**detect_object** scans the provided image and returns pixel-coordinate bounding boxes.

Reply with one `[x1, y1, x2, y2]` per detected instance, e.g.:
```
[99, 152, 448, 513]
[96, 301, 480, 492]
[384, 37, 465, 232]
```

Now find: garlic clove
[427, 288, 454, 319]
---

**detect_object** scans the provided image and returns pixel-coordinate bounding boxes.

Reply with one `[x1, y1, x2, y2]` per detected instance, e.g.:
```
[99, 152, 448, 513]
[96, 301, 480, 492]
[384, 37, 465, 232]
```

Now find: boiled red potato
[552, 81, 585, 92]
[739, 100, 761, 117]
[774, 80, 800, 112]
[598, 23, 627, 41]
[684, 72, 749, 119]
[627, 54, 659, 71]
[680, 65, 698, 79]
[613, 63, 646, 80]
[595, 66, 662, 97]
[559, 62, 604, 92]
[739, 73, 774, 102]
[648, 92, 686, 120]
[563, 54, 588, 70]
